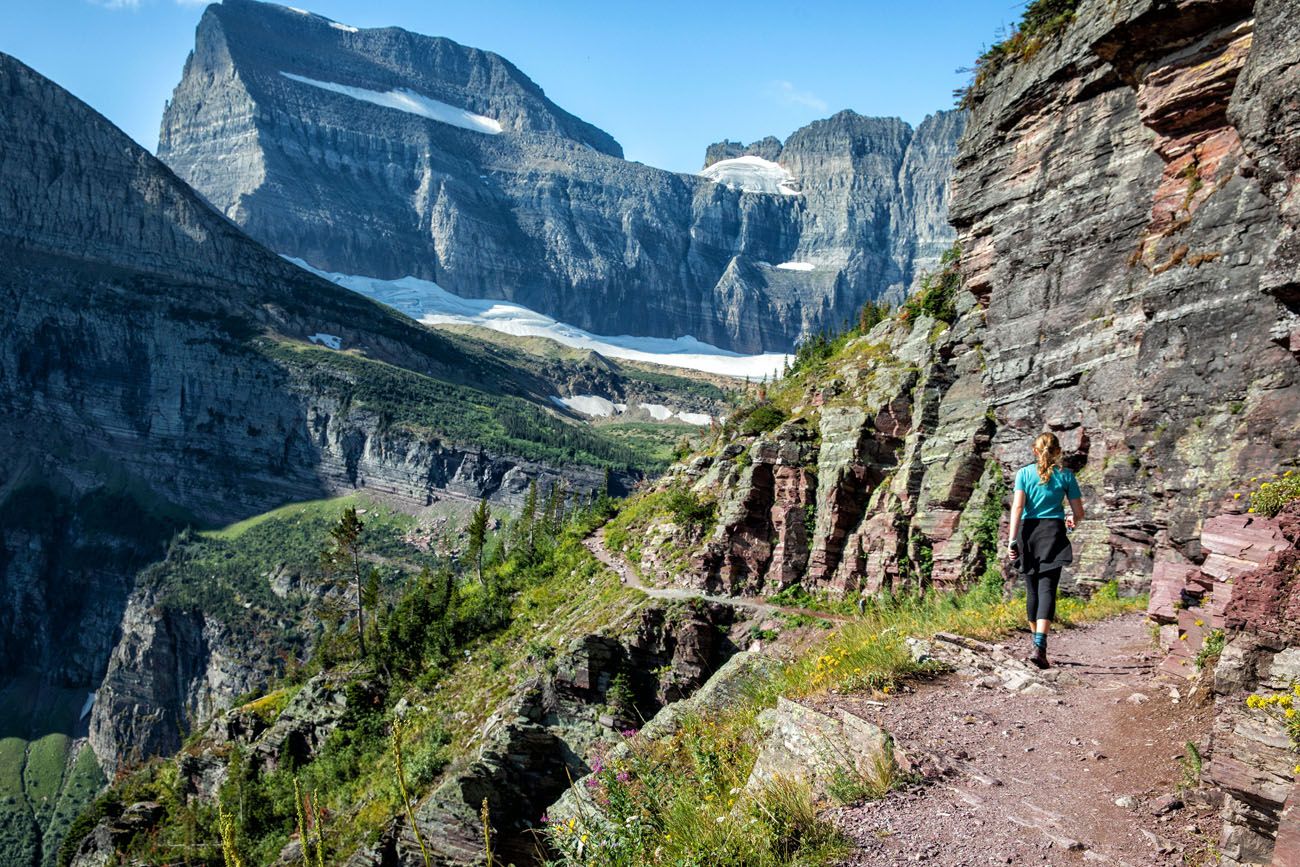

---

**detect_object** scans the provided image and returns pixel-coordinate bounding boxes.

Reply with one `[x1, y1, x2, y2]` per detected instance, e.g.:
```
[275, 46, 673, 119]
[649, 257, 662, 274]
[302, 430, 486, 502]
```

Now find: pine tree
[466, 497, 490, 586]
[544, 481, 566, 533]
[321, 506, 368, 657]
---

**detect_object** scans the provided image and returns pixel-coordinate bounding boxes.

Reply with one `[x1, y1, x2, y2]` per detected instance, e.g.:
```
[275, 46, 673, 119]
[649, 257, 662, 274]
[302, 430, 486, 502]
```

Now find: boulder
[744, 697, 896, 802]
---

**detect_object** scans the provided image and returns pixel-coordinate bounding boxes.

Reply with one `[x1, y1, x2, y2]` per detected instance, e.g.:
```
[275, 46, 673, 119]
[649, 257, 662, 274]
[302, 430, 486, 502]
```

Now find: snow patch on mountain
[329, 21, 360, 33]
[775, 261, 815, 271]
[551, 395, 619, 417]
[699, 155, 799, 195]
[308, 332, 342, 349]
[280, 73, 502, 134]
[288, 259, 788, 379]
[551, 396, 714, 426]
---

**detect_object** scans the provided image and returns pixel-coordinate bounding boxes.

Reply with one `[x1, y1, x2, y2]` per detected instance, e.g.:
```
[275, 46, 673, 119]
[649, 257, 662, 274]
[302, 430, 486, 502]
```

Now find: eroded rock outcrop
[1198, 502, 1300, 866]
[344, 600, 741, 865]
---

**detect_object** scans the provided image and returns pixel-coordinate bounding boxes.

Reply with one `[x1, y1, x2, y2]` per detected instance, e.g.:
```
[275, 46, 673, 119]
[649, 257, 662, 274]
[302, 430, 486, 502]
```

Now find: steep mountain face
[0, 47, 658, 794]
[953, 0, 1299, 585]
[613, 0, 1300, 603]
[703, 110, 967, 306]
[157, 0, 962, 353]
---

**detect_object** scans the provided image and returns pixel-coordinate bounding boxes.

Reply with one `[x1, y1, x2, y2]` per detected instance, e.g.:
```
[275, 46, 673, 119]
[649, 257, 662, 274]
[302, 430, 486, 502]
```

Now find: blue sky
[1, 0, 1026, 174]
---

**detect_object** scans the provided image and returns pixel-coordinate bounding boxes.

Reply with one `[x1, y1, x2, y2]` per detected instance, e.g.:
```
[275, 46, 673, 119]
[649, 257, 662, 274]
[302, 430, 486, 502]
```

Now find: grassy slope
[428, 323, 737, 401]
[0, 734, 101, 867]
[260, 338, 667, 472]
[149, 493, 438, 638]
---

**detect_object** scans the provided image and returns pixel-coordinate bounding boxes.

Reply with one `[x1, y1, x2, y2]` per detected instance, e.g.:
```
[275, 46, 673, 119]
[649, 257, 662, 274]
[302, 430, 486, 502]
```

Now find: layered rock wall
[625, 0, 1300, 604]
[955, 0, 1299, 587]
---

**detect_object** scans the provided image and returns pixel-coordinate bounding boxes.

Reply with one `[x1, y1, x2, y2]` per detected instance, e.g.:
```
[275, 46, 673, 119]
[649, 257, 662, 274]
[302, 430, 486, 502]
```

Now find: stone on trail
[907, 632, 1075, 694]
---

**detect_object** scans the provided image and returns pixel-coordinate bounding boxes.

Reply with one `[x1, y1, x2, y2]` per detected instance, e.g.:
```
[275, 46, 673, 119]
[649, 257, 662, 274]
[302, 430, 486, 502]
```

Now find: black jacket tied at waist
[1017, 518, 1073, 577]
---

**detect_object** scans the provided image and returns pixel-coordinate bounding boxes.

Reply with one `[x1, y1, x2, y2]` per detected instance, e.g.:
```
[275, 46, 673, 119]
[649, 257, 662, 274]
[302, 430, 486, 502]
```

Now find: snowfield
[775, 261, 816, 271]
[308, 332, 342, 349]
[289, 259, 789, 379]
[699, 155, 799, 195]
[551, 395, 619, 417]
[280, 73, 502, 134]
[552, 395, 714, 426]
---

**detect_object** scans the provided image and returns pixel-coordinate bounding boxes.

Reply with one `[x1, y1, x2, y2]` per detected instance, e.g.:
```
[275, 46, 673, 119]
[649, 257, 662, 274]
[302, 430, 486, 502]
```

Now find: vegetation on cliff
[960, 0, 1080, 103]
[261, 340, 675, 472]
[62, 488, 643, 865]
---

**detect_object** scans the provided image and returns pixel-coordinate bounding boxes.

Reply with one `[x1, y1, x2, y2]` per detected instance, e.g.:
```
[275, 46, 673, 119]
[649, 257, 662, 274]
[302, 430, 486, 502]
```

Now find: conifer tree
[321, 506, 369, 657]
[467, 497, 490, 586]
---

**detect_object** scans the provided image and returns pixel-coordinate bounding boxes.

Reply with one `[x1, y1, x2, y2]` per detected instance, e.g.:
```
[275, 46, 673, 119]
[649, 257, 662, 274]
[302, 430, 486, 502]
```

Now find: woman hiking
[1007, 432, 1084, 669]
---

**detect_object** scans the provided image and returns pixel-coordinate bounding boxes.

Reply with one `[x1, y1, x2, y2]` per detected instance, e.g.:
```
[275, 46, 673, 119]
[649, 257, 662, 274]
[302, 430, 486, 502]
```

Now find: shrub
[739, 403, 788, 437]
[1178, 741, 1203, 794]
[664, 488, 715, 530]
[858, 300, 890, 334]
[606, 672, 636, 717]
[1246, 471, 1300, 517]
[960, 0, 1080, 105]
[1244, 687, 1300, 760]
[1195, 629, 1226, 671]
[901, 244, 961, 325]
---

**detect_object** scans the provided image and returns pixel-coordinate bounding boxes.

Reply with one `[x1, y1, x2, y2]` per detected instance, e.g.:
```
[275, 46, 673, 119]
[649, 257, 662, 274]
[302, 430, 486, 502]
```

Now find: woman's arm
[1067, 497, 1084, 530]
[1008, 489, 1026, 559]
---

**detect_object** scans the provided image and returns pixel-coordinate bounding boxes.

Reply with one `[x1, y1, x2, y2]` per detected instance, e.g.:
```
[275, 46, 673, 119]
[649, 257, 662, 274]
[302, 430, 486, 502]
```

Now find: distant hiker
[1006, 432, 1084, 669]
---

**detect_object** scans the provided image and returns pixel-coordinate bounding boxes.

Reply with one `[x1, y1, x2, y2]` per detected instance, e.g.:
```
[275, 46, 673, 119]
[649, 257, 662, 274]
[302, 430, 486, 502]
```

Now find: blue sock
[1033, 632, 1047, 649]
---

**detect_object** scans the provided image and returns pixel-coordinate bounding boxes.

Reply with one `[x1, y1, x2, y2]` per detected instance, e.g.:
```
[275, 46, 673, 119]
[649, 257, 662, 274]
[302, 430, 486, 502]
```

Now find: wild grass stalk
[217, 801, 245, 867]
[392, 719, 432, 867]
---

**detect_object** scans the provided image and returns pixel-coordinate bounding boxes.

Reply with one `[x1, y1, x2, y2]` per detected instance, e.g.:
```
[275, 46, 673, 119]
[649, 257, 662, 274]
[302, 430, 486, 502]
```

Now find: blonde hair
[1034, 432, 1062, 484]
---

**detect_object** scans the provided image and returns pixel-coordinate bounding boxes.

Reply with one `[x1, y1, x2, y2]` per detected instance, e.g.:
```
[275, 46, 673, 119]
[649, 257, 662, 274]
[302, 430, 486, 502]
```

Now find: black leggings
[1025, 568, 1062, 622]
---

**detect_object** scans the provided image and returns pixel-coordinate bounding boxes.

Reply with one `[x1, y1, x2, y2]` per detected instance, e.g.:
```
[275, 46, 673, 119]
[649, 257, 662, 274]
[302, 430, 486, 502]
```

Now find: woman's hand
[1065, 515, 1076, 531]
[1008, 540, 1019, 561]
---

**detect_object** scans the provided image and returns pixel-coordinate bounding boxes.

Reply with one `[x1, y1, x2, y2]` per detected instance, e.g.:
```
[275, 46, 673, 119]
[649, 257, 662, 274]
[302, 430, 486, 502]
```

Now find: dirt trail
[583, 528, 849, 622]
[825, 615, 1218, 866]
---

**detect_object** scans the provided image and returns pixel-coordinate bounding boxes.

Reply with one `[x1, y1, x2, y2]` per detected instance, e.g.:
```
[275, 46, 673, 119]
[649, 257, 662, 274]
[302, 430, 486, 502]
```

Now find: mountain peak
[180, 0, 623, 157]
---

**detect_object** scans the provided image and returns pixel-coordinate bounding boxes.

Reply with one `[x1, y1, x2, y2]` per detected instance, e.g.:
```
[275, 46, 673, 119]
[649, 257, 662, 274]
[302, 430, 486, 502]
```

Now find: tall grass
[549, 581, 1144, 866]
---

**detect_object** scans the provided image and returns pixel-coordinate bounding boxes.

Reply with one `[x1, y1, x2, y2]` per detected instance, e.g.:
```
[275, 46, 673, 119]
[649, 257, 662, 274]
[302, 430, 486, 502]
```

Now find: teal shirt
[1014, 464, 1081, 519]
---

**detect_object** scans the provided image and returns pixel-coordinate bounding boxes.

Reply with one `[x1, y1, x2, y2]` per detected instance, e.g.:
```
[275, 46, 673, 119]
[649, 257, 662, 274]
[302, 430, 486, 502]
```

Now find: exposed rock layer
[637, 0, 1300, 601]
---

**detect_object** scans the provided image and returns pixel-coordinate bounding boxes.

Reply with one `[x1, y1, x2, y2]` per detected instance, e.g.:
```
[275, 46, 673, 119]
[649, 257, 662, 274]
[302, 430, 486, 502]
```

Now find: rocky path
[583, 528, 849, 622]
[824, 615, 1219, 866]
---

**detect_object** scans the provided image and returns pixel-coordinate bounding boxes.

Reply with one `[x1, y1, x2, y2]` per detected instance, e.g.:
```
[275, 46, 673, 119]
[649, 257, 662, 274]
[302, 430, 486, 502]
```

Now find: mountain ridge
[157, 0, 964, 353]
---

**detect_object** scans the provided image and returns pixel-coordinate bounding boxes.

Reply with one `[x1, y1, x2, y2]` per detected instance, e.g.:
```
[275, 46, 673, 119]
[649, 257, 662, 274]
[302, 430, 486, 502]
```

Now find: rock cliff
[157, 0, 963, 353]
[618, 0, 1299, 603]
